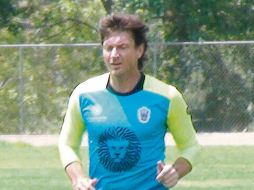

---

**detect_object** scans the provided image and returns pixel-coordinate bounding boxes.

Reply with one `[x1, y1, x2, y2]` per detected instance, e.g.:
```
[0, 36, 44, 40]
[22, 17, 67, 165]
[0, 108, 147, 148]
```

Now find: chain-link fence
[0, 42, 253, 134]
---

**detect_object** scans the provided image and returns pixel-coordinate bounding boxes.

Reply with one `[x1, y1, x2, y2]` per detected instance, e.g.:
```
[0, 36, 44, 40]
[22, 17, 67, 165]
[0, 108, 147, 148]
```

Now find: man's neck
[109, 72, 142, 94]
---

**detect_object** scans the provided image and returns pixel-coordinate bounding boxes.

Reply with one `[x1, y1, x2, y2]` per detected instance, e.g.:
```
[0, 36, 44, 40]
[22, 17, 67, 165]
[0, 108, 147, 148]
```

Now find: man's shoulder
[72, 73, 109, 95]
[144, 75, 180, 99]
[83, 73, 109, 86]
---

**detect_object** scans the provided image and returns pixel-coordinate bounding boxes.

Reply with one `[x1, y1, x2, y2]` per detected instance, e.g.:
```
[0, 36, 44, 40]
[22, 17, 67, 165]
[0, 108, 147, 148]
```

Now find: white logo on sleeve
[137, 106, 151, 124]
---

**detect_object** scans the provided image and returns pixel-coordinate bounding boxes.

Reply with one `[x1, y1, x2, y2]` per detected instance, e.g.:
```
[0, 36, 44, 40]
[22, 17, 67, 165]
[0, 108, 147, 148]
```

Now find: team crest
[137, 106, 151, 124]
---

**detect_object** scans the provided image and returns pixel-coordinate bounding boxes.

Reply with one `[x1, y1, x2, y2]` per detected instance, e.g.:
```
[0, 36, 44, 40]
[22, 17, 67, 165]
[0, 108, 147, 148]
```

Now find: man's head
[99, 14, 148, 71]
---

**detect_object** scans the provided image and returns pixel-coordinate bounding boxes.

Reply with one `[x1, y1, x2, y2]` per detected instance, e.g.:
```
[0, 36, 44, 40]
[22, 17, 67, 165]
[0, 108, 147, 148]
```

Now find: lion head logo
[106, 139, 129, 162]
[98, 127, 141, 172]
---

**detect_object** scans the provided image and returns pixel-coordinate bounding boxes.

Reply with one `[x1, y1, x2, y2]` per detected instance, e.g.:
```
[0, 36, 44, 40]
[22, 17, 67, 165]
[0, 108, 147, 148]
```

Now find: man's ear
[137, 43, 144, 59]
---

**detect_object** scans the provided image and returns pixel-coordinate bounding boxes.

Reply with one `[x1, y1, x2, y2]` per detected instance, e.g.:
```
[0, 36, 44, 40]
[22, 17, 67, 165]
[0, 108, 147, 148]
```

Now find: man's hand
[156, 161, 179, 188]
[72, 177, 97, 190]
[65, 162, 97, 190]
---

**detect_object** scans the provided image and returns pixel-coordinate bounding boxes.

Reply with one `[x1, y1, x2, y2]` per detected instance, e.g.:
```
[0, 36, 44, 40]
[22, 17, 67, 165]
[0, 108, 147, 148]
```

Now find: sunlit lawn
[0, 141, 254, 190]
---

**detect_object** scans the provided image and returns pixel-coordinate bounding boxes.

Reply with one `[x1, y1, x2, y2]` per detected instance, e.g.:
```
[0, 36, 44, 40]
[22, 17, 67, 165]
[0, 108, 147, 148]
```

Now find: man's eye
[119, 45, 127, 50]
[104, 46, 113, 51]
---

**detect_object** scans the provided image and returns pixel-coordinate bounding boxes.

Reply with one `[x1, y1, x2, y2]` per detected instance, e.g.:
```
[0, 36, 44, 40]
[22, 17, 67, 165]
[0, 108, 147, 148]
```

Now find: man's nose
[111, 47, 119, 57]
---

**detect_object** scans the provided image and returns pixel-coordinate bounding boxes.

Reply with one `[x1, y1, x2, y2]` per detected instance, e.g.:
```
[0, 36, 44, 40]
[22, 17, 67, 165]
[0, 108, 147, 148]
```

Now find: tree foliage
[112, 0, 254, 131]
[0, 0, 253, 133]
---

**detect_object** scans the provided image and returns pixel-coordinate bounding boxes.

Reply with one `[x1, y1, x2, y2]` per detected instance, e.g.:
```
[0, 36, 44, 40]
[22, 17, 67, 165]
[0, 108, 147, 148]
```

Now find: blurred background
[1, 0, 254, 134]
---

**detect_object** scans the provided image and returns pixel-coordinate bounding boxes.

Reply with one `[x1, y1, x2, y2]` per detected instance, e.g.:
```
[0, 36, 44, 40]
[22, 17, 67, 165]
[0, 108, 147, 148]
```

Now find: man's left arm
[156, 86, 201, 188]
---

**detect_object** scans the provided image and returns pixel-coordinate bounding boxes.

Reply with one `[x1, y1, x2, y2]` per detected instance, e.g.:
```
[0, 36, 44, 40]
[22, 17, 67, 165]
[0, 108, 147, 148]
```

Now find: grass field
[0, 141, 254, 190]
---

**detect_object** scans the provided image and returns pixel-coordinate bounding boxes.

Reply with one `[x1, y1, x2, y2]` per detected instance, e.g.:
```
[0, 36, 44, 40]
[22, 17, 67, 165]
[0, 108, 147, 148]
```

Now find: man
[59, 13, 201, 190]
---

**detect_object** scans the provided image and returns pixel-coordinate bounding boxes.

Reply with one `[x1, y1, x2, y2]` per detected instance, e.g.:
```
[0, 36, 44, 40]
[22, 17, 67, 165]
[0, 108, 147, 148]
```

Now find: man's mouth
[110, 62, 121, 66]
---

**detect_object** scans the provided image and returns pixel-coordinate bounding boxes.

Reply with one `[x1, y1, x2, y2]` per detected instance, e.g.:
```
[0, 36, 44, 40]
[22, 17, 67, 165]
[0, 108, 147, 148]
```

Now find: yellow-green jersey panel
[58, 73, 200, 190]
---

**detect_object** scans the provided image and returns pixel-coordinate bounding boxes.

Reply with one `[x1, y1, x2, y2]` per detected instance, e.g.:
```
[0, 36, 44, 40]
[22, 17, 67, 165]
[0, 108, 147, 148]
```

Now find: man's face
[102, 31, 143, 77]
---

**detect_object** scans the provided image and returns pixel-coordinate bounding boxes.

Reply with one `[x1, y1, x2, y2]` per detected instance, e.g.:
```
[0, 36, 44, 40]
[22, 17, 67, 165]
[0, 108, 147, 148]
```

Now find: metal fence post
[152, 43, 158, 77]
[18, 47, 25, 133]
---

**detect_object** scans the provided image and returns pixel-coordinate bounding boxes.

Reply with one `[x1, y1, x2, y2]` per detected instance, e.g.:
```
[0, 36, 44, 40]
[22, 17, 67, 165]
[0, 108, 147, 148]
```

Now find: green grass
[0, 141, 254, 190]
[172, 146, 254, 190]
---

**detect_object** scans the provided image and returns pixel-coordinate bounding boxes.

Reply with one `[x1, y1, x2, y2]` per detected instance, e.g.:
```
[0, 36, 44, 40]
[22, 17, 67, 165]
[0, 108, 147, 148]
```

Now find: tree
[1, 0, 253, 133]
[0, 0, 15, 27]
[0, 0, 107, 133]
[112, 0, 254, 131]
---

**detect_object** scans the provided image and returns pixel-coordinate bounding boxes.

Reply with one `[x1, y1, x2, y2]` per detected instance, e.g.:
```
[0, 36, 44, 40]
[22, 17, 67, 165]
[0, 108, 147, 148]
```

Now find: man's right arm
[58, 87, 84, 168]
[58, 86, 91, 189]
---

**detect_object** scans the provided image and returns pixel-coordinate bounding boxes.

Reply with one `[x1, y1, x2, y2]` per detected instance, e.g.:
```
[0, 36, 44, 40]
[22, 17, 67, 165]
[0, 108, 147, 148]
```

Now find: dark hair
[99, 13, 149, 70]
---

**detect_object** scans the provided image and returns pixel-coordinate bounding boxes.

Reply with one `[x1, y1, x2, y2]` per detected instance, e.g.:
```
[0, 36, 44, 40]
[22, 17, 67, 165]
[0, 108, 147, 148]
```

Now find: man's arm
[65, 162, 97, 190]
[172, 157, 192, 178]
[167, 86, 201, 166]
[157, 86, 201, 188]
[58, 85, 95, 190]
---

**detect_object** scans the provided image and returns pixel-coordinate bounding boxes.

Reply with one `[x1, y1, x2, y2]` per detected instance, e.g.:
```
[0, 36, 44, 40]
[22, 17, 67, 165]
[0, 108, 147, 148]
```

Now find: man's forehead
[103, 31, 134, 45]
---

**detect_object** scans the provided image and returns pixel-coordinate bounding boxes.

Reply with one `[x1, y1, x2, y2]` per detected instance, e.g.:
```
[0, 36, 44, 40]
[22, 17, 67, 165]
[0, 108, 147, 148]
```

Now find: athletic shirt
[59, 73, 200, 190]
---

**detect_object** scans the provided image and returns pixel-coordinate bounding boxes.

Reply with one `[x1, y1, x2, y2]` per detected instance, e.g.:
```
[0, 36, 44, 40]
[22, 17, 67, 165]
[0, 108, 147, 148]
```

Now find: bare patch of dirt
[0, 133, 254, 146]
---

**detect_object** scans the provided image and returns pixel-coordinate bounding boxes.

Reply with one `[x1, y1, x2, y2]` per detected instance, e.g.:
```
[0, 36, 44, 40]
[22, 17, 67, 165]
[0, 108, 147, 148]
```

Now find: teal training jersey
[59, 73, 200, 190]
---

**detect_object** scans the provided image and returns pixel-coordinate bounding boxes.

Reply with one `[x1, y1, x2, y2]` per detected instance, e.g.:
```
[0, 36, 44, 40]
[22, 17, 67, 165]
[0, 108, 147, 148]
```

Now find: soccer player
[58, 13, 201, 190]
